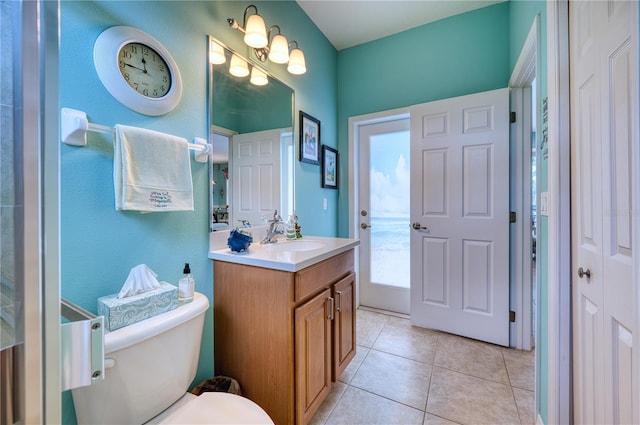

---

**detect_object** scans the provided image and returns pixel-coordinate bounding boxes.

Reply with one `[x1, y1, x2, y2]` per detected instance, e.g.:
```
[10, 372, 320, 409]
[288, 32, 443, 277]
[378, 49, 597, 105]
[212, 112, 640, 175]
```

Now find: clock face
[117, 42, 172, 98]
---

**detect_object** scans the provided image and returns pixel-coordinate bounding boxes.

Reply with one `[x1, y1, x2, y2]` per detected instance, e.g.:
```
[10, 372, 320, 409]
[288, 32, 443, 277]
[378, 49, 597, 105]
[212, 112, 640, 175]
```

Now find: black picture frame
[321, 145, 338, 189]
[299, 111, 321, 165]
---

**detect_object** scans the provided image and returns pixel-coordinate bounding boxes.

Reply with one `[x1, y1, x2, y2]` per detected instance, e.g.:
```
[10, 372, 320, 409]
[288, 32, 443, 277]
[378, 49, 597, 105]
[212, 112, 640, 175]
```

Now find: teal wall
[509, 1, 548, 423]
[59, 1, 336, 423]
[336, 2, 511, 237]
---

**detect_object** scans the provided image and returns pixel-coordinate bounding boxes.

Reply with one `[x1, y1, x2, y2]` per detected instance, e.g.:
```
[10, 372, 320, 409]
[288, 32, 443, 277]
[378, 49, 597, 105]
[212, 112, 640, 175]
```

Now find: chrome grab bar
[60, 298, 104, 391]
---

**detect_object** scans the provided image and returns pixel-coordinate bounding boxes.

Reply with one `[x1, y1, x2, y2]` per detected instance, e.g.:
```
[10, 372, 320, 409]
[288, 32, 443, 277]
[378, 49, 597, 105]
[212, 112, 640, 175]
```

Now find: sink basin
[267, 240, 326, 252]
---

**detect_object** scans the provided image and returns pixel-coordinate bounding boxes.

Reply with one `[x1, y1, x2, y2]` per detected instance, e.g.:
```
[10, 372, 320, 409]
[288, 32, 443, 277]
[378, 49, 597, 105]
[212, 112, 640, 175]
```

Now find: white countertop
[208, 236, 359, 272]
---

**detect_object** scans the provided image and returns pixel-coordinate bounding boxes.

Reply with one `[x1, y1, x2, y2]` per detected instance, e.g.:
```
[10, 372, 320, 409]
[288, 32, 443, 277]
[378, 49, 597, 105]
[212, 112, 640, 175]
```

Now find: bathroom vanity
[209, 237, 359, 425]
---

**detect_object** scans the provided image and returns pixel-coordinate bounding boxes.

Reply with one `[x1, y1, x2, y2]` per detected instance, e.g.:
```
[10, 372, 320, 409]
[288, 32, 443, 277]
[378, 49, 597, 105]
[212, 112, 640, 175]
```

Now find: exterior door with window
[409, 88, 510, 346]
[358, 118, 411, 314]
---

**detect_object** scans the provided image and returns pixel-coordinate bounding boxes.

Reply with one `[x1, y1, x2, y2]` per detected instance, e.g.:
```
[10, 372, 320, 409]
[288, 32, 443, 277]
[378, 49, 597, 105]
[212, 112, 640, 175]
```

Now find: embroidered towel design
[114, 124, 194, 212]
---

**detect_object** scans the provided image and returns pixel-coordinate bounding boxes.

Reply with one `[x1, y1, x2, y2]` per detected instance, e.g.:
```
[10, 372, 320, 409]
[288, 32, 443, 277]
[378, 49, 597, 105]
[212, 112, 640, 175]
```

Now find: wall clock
[93, 26, 182, 116]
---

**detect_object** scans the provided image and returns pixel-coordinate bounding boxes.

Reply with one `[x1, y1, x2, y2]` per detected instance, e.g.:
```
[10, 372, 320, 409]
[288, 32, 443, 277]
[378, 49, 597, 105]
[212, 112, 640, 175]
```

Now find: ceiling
[296, 0, 504, 50]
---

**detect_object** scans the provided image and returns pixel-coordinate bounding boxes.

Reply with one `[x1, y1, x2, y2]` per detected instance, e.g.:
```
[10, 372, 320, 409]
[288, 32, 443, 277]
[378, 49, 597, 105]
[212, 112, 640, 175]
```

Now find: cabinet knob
[336, 291, 342, 312]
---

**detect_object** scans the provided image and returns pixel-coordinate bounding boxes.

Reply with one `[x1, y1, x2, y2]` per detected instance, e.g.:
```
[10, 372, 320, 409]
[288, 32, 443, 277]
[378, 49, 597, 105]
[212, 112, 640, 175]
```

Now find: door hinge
[509, 310, 516, 322]
[510, 111, 517, 123]
[509, 211, 517, 223]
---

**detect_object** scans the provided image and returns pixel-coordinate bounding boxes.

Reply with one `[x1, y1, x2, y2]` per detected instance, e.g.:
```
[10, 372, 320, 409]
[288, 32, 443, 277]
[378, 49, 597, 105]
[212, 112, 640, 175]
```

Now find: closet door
[570, 1, 638, 423]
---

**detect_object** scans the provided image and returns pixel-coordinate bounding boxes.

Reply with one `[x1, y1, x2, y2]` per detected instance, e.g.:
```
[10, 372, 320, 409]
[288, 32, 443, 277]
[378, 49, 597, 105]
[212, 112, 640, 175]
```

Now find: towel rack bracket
[61, 107, 89, 147]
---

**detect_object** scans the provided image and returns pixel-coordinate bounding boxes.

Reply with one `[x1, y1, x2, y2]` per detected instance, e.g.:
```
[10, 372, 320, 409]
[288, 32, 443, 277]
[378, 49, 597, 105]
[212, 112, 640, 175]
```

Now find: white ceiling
[296, 0, 504, 50]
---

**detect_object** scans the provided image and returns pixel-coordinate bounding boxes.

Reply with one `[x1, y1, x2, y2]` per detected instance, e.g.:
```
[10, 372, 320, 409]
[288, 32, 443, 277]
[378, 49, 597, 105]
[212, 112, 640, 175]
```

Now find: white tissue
[117, 264, 162, 299]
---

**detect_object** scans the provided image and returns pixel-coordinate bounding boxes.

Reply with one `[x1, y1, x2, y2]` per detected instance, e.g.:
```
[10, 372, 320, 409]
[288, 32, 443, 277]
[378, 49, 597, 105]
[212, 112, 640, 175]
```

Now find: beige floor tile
[426, 367, 520, 425]
[357, 309, 389, 347]
[350, 349, 432, 409]
[325, 386, 425, 425]
[512, 387, 535, 425]
[502, 348, 535, 391]
[434, 333, 509, 384]
[423, 413, 462, 425]
[373, 316, 440, 365]
[309, 381, 348, 425]
[338, 344, 369, 384]
[328, 309, 536, 425]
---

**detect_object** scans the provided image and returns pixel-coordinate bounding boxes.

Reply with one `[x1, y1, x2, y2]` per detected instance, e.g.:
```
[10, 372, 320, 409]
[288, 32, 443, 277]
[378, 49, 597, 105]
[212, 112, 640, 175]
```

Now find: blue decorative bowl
[227, 229, 253, 253]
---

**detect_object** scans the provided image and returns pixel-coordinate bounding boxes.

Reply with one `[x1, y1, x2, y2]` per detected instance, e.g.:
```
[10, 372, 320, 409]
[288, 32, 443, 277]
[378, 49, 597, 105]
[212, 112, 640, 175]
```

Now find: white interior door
[231, 128, 282, 226]
[358, 118, 411, 314]
[570, 1, 638, 423]
[409, 88, 510, 346]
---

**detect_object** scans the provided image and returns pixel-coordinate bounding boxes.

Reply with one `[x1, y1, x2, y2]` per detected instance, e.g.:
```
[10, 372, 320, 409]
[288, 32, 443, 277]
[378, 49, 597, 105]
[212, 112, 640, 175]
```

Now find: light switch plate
[540, 192, 549, 216]
[322, 197, 327, 210]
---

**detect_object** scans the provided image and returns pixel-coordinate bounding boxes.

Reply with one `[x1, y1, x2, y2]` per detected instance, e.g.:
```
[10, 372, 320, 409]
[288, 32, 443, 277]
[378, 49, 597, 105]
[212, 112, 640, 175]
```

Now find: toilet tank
[72, 292, 209, 425]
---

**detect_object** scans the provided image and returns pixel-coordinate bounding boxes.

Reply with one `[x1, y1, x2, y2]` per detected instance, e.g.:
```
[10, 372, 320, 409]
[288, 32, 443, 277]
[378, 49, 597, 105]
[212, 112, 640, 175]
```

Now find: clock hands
[124, 62, 144, 72]
[124, 58, 150, 75]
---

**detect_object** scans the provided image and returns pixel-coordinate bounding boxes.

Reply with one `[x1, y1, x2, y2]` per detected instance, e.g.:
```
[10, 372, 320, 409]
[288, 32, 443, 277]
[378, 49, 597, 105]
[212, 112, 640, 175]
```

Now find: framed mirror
[207, 36, 295, 232]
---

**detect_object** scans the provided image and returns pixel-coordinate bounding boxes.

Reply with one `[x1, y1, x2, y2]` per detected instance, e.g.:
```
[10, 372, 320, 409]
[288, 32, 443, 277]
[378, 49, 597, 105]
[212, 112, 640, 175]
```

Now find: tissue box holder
[98, 282, 178, 331]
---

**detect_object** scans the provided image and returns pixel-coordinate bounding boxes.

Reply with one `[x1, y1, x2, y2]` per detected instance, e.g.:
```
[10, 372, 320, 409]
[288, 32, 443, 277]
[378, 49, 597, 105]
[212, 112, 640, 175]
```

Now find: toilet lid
[158, 392, 274, 424]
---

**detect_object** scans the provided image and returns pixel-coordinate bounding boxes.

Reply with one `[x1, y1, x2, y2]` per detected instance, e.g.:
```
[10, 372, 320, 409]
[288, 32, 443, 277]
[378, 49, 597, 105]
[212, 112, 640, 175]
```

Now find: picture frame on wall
[299, 111, 321, 165]
[321, 145, 338, 189]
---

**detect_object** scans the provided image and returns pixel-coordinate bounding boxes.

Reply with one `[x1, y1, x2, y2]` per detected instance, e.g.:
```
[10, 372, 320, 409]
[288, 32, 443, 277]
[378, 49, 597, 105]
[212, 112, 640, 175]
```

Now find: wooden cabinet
[213, 249, 356, 425]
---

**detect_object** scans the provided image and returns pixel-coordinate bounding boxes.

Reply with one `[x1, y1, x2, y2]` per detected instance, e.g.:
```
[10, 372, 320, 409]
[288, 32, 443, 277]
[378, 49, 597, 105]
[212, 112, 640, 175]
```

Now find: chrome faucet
[261, 210, 285, 244]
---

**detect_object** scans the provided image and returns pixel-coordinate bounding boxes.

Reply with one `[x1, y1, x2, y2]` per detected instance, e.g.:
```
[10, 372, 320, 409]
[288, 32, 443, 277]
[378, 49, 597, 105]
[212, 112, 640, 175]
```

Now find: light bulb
[287, 48, 306, 75]
[244, 13, 268, 48]
[209, 41, 226, 65]
[229, 55, 249, 77]
[250, 67, 268, 86]
[268, 34, 290, 64]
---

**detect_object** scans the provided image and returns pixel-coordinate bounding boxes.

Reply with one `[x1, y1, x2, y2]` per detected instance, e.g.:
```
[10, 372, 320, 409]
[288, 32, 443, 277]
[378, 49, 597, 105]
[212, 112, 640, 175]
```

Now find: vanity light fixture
[228, 5, 306, 75]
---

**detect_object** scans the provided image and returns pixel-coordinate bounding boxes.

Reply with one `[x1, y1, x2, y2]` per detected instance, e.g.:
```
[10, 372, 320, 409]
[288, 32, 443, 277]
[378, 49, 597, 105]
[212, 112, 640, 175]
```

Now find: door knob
[412, 222, 428, 230]
[360, 223, 371, 229]
[577, 267, 591, 279]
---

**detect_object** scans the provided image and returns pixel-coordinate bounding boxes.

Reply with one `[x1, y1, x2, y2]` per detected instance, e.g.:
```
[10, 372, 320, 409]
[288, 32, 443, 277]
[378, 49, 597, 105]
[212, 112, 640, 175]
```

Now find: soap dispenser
[286, 215, 297, 240]
[178, 263, 194, 303]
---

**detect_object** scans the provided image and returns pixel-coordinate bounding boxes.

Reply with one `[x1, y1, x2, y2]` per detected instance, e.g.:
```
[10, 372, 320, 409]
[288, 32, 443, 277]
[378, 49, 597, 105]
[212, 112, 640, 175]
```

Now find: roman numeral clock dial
[94, 26, 182, 115]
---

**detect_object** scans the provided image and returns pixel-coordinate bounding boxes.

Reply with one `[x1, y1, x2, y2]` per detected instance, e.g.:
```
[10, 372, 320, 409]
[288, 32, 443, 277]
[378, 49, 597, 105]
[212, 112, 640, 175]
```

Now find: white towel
[114, 124, 194, 212]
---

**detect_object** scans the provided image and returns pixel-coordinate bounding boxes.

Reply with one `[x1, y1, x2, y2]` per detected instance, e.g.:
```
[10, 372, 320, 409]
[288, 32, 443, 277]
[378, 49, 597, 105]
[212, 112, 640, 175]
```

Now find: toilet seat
[154, 392, 274, 424]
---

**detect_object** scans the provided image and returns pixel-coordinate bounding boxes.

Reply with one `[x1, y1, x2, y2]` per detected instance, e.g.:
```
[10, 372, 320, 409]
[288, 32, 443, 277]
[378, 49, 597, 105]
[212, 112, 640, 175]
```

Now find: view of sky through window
[369, 130, 410, 288]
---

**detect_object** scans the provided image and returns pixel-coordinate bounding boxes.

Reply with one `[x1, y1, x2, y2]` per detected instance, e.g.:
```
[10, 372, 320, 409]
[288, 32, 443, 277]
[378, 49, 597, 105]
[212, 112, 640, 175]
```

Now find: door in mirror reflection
[229, 128, 293, 227]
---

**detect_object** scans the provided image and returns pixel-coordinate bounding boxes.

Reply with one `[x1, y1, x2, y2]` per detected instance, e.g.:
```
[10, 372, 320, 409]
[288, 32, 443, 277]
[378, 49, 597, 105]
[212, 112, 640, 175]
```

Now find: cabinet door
[295, 288, 332, 425]
[333, 272, 356, 380]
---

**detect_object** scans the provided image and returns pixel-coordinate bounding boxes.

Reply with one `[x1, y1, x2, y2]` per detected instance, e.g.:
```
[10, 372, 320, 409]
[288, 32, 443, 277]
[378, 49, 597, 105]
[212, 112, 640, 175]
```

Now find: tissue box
[98, 282, 178, 331]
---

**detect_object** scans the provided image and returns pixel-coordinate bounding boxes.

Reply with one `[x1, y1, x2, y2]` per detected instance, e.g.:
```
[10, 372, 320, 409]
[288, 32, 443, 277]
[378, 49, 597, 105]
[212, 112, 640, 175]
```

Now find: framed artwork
[321, 145, 338, 189]
[299, 111, 321, 164]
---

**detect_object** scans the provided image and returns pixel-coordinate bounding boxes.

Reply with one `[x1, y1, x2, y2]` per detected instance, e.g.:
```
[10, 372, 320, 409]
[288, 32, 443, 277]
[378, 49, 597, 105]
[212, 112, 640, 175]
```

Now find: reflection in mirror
[208, 36, 295, 232]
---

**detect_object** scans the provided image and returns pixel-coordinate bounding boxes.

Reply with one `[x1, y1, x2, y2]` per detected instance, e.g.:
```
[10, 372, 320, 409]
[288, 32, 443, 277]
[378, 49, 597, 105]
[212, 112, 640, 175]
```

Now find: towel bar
[61, 298, 104, 391]
[60, 107, 212, 163]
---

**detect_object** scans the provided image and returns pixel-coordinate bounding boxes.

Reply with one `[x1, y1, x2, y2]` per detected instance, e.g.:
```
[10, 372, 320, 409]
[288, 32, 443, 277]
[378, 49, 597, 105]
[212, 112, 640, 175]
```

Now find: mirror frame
[207, 35, 296, 233]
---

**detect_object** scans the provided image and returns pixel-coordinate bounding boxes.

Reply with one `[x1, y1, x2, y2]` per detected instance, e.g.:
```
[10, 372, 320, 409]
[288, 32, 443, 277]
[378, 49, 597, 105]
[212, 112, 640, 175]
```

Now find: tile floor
[310, 308, 535, 425]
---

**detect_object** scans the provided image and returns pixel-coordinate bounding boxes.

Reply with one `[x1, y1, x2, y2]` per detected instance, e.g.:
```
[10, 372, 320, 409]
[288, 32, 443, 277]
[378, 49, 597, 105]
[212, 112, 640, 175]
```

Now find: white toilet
[72, 292, 273, 424]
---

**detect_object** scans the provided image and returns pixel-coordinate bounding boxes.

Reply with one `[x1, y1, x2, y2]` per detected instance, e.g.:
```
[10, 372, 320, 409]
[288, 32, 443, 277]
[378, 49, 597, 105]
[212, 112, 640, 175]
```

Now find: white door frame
[348, 107, 410, 308]
[509, 16, 538, 352]
[546, 1, 572, 424]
